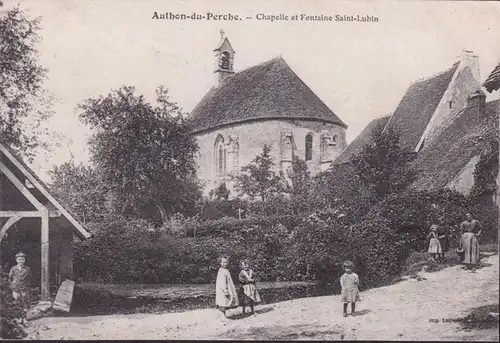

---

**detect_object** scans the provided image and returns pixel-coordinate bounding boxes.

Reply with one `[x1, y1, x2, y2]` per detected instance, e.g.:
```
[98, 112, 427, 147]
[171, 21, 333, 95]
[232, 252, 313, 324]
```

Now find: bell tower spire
[213, 29, 235, 86]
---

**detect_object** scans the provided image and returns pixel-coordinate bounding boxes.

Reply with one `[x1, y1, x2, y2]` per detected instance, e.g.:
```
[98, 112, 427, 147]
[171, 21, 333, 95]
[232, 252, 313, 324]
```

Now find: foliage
[78, 86, 202, 224]
[233, 145, 286, 214]
[0, 6, 54, 161]
[285, 155, 315, 215]
[49, 161, 109, 225]
[350, 126, 417, 199]
[470, 135, 498, 199]
[0, 270, 26, 339]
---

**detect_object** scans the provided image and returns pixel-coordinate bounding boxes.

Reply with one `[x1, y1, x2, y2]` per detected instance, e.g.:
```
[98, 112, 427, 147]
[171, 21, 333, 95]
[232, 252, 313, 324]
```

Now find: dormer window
[221, 52, 230, 70]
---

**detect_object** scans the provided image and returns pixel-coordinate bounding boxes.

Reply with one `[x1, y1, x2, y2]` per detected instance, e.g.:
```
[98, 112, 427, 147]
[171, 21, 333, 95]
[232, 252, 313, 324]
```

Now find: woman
[459, 213, 482, 270]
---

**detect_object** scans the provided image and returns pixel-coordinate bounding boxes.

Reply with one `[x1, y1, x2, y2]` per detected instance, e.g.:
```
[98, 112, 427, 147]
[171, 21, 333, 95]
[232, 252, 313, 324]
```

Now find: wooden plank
[0, 215, 21, 243]
[52, 280, 75, 312]
[0, 161, 46, 212]
[0, 145, 92, 240]
[41, 213, 50, 302]
[0, 210, 61, 217]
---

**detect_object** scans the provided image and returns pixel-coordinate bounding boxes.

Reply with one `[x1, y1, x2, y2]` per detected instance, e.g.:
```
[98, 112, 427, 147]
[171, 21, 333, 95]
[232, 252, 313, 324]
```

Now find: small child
[340, 260, 360, 317]
[427, 225, 445, 262]
[8, 252, 32, 325]
[238, 260, 261, 315]
[215, 256, 239, 318]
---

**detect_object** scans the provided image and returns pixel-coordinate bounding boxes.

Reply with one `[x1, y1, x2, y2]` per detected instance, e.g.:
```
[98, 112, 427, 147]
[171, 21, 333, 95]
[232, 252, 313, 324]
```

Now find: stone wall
[194, 119, 347, 196]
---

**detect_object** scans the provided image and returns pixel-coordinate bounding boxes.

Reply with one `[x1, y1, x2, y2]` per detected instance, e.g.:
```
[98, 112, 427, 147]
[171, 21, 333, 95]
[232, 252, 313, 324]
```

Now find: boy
[8, 252, 32, 325]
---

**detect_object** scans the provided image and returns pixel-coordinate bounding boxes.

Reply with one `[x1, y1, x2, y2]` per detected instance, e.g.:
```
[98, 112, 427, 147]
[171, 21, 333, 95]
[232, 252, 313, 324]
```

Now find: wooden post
[59, 228, 73, 281]
[41, 212, 50, 302]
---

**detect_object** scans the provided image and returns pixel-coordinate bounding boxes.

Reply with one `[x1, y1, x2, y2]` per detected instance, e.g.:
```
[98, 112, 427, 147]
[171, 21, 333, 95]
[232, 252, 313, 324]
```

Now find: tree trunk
[156, 204, 168, 225]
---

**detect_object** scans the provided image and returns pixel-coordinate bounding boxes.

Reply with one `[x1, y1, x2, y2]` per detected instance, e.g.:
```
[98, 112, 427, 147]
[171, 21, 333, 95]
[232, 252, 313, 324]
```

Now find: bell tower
[214, 29, 235, 86]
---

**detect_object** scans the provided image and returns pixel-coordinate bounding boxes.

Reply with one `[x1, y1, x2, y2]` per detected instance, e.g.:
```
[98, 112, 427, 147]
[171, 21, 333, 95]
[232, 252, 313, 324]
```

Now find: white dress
[215, 267, 239, 310]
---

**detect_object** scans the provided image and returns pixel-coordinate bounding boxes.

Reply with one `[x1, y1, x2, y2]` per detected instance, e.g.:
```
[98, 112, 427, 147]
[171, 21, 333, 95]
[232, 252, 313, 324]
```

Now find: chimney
[466, 89, 486, 114]
[458, 50, 481, 84]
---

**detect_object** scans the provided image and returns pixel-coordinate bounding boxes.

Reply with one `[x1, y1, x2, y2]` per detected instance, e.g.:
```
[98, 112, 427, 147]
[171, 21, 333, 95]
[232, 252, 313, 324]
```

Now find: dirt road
[26, 254, 499, 340]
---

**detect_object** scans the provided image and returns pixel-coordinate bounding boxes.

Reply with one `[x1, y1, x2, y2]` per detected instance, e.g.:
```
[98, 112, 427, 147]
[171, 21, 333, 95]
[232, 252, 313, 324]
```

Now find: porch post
[41, 211, 50, 302]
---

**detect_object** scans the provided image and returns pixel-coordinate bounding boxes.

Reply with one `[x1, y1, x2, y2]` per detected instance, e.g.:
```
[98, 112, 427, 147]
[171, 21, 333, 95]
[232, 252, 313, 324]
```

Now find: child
[215, 256, 239, 318]
[238, 260, 261, 315]
[427, 225, 445, 262]
[340, 260, 360, 317]
[8, 252, 32, 325]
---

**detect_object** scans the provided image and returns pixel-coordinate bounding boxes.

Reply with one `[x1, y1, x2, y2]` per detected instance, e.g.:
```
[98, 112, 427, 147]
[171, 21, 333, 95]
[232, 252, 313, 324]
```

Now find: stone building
[188, 33, 347, 196]
[334, 51, 499, 198]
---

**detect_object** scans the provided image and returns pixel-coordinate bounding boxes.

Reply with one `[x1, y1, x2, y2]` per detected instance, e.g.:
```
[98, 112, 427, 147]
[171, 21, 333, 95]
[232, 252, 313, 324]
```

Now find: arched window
[221, 52, 230, 70]
[214, 135, 227, 176]
[305, 134, 313, 161]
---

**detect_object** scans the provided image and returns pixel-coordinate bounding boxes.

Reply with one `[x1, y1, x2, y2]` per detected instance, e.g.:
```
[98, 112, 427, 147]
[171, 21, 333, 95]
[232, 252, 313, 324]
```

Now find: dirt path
[26, 255, 499, 340]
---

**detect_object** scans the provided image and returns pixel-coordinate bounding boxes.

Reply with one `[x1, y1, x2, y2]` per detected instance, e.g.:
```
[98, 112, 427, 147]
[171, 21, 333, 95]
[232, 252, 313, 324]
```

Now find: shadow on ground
[222, 323, 343, 340]
[458, 304, 499, 331]
[228, 306, 274, 320]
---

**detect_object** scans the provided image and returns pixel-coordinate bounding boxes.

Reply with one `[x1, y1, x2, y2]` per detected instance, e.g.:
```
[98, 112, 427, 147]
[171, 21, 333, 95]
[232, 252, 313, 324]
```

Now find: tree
[49, 161, 109, 225]
[350, 125, 417, 199]
[285, 155, 313, 214]
[0, 6, 53, 161]
[78, 85, 201, 225]
[233, 145, 285, 214]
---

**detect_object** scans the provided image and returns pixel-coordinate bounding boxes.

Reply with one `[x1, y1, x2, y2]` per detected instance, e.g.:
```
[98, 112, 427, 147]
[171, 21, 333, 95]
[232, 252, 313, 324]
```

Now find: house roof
[484, 61, 500, 93]
[411, 99, 499, 191]
[0, 143, 92, 240]
[334, 115, 391, 165]
[188, 57, 347, 134]
[383, 62, 459, 151]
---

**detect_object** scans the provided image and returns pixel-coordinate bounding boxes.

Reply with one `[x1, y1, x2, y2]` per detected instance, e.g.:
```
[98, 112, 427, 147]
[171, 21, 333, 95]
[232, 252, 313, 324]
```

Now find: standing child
[340, 260, 360, 317]
[8, 252, 32, 325]
[427, 224, 445, 262]
[238, 260, 261, 315]
[215, 256, 239, 318]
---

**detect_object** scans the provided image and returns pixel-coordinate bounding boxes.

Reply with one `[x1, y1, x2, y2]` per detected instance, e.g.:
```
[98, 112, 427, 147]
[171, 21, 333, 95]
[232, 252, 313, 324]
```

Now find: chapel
[188, 32, 348, 196]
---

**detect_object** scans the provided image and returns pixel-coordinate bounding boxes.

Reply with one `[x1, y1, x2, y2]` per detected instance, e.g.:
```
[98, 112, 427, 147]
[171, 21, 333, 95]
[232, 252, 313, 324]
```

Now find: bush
[0, 269, 26, 339]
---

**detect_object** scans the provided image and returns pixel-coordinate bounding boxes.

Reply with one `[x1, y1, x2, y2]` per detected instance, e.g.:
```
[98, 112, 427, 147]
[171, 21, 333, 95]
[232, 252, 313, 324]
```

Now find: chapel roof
[383, 62, 460, 151]
[188, 57, 346, 134]
[411, 99, 499, 191]
[334, 115, 391, 165]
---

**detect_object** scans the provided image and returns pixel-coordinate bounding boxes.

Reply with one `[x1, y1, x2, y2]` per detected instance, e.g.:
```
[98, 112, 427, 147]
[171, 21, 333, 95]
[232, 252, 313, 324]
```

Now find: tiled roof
[411, 99, 499, 191]
[188, 57, 346, 134]
[383, 63, 459, 151]
[0, 143, 92, 240]
[484, 61, 500, 93]
[334, 115, 391, 165]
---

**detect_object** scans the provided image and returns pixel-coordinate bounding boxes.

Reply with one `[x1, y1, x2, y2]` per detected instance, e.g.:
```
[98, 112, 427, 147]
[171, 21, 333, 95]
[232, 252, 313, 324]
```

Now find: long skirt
[428, 238, 442, 254]
[462, 233, 480, 265]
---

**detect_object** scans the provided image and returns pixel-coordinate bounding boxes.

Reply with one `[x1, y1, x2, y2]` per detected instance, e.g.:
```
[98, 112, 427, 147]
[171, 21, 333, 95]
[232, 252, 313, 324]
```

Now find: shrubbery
[74, 188, 480, 290]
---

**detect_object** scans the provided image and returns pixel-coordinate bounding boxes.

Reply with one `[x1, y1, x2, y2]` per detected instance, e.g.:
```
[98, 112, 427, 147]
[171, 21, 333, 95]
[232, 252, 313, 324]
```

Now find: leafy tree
[350, 126, 417, 199]
[233, 145, 286, 214]
[0, 6, 54, 161]
[78, 85, 201, 224]
[285, 155, 313, 214]
[49, 161, 109, 225]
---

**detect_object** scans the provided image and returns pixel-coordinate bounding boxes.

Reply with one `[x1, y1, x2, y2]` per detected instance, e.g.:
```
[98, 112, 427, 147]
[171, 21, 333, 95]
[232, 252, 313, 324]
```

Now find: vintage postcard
[0, 0, 499, 340]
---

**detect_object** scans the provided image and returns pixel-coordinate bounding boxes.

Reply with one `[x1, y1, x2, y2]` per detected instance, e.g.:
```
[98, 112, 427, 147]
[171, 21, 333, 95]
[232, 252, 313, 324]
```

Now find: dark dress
[438, 226, 450, 253]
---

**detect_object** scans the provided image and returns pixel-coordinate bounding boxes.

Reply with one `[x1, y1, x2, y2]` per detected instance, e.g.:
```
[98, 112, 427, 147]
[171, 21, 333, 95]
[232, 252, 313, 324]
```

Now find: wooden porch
[0, 143, 92, 302]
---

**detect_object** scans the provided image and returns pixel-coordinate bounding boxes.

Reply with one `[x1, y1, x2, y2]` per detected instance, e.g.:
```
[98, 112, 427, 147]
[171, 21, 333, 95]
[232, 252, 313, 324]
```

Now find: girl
[238, 260, 261, 315]
[340, 260, 360, 317]
[215, 256, 239, 318]
[427, 224, 445, 262]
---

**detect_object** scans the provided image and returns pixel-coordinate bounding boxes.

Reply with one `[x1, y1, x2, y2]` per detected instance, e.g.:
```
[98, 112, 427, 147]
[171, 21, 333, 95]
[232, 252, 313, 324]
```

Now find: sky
[3, 0, 500, 182]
